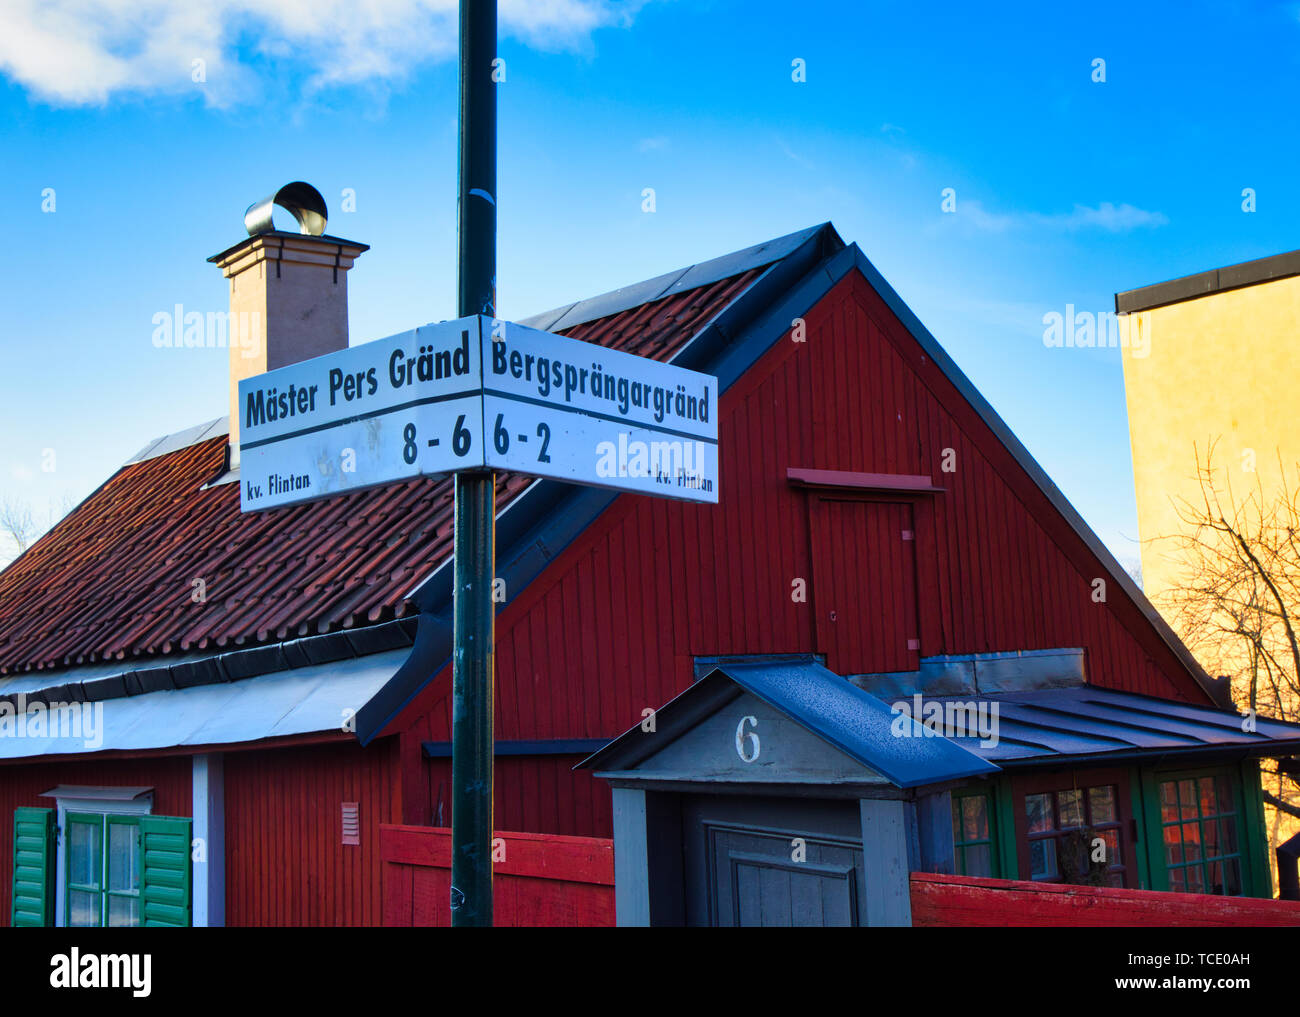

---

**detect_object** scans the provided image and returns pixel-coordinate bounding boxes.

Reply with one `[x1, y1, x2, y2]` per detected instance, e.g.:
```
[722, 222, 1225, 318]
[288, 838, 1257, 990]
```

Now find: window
[66, 813, 142, 927]
[1158, 773, 1242, 896]
[951, 792, 996, 877]
[1012, 770, 1134, 887]
[1024, 785, 1125, 886]
[13, 788, 193, 928]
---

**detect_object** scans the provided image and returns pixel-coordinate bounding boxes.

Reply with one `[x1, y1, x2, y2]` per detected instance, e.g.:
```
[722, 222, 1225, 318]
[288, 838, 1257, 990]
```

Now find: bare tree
[0, 494, 76, 568]
[0, 496, 37, 558]
[1155, 439, 1300, 833]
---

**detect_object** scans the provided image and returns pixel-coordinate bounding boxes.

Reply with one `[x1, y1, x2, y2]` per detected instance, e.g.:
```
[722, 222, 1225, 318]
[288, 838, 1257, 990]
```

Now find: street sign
[238, 315, 719, 512]
[238, 318, 483, 512]
[481, 320, 717, 501]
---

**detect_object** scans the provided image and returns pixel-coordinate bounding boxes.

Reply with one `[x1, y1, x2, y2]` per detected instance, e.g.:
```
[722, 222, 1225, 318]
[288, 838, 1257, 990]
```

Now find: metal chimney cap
[244, 181, 328, 237]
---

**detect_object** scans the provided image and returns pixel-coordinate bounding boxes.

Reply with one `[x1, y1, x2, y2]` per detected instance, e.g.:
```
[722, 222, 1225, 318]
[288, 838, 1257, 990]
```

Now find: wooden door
[810, 497, 920, 674]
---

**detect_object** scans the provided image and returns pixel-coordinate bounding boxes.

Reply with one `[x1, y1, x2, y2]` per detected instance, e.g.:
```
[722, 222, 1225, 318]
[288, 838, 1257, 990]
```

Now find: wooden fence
[911, 872, 1300, 926]
[381, 825, 615, 926]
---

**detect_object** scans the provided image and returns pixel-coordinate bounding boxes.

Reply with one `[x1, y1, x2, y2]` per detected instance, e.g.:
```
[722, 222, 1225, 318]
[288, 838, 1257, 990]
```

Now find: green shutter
[11, 807, 55, 927]
[139, 816, 192, 927]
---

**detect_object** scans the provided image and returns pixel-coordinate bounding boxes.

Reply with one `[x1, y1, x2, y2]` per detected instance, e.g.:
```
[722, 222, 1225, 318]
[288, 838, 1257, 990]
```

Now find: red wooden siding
[381, 825, 614, 927]
[392, 271, 1210, 838]
[0, 755, 191, 925]
[910, 872, 1300, 926]
[400, 749, 611, 835]
[811, 497, 920, 673]
[223, 738, 399, 926]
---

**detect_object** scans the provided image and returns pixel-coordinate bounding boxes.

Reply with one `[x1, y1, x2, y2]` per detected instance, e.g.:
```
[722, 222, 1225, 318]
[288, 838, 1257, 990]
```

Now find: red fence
[381, 825, 615, 926]
[911, 872, 1300, 926]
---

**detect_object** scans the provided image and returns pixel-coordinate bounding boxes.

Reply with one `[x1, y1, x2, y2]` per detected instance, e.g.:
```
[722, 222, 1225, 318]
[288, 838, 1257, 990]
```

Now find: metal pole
[451, 0, 496, 927]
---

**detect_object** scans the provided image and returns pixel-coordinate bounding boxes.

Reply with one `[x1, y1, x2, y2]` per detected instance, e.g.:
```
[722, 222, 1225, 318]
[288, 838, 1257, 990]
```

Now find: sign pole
[451, 0, 496, 927]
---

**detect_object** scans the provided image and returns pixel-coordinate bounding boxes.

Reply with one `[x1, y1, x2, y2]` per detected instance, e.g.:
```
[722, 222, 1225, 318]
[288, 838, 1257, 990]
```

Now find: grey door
[682, 795, 867, 926]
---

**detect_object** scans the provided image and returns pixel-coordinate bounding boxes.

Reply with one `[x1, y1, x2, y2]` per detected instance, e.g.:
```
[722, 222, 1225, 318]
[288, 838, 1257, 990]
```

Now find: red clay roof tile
[0, 269, 760, 675]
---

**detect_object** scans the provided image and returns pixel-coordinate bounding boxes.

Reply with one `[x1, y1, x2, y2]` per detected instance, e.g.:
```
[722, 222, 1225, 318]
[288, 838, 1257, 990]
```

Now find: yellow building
[1118, 251, 1300, 893]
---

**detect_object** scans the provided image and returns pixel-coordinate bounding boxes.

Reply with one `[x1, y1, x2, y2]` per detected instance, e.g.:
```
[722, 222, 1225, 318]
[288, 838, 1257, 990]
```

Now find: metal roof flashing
[1116, 247, 1300, 314]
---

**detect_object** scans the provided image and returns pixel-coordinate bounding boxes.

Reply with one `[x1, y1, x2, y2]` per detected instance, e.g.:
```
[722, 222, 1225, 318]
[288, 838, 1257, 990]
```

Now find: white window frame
[53, 793, 153, 929]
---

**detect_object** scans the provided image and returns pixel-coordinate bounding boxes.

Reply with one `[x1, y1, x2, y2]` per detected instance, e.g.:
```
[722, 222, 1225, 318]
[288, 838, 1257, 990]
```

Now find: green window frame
[65, 812, 142, 928]
[1137, 761, 1271, 898]
[951, 789, 999, 877]
[1156, 773, 1244, 896]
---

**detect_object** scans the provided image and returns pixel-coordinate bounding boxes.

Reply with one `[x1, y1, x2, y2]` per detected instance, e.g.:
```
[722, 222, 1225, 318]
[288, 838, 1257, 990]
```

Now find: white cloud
[1040, 201, 1169, 232]
[637, 135, 669, 152]
[950, 199, 1168, 234]
[0, 0, 649, 107]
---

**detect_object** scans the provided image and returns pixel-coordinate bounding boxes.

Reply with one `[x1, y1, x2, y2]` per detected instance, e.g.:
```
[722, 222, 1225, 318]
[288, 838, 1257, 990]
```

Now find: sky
[1, 0, 1298, 571]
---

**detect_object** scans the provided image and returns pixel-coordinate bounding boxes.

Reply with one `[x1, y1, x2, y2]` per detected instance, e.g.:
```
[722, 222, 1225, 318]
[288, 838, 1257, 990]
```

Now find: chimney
[208, 182, 368, 457]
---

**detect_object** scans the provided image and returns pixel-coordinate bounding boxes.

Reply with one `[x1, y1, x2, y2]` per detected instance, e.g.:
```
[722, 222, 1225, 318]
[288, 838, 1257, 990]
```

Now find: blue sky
[2, 0, 1298, 570]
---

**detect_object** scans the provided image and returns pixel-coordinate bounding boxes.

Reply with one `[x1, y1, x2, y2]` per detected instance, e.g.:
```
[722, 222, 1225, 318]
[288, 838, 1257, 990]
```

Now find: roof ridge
[517, 223, 832, 333]
[113, 224, 838, 472]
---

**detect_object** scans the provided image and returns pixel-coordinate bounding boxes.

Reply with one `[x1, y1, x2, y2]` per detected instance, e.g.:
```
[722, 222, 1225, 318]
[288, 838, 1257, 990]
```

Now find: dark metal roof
[517, 224, 829, 333]
[922, 686, 1300, 765]
[579, 658, 999, 789]
[1116, 247, 1300, 313]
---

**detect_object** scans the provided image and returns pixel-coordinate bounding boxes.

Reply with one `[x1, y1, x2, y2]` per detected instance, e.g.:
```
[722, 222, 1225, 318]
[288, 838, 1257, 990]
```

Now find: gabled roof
[0, 228, 813, 677]
[0, 220, 1228, 755]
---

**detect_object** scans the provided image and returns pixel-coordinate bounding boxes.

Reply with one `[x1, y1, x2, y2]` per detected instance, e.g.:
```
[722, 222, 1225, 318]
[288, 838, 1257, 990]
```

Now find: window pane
[1198, 778, 1218, 818]
[107, 895, 140, 928]
[1178, 780, 1198, 820]
[1203, 816, 1220, 857]
[1160, 780, 1178, 823]
[952, 802, 962, 843]
[68, 820, 102, 888]
[1169, 867, 1186, 891]
[964, 843, 992, 877]
[1026, 793, 1054, 833]
[1219, 818, 1238, 856]
[1216, 775, 1235, 814]
[962, 796, 988, 841]
[1030, 838, 1058, 879]
[1089, 786, 1116, 824]
[1163, 823, 1184, 866]
[1100, 828, 1121, 867]
[1207, 860, 1224, 895]
[68, 889, 100, 927]
[1184, 864, 1205, 893]
[107, 822, 139, 892]
[1182, 823, 1202, 863]
[1058, 789, 1084, 828]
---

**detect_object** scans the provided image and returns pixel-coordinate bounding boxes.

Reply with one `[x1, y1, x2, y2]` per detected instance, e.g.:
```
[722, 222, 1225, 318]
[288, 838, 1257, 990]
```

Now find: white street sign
[238, 315, 718, 512]
[238, 318, 484, 511]
[481, 321, 717, 501]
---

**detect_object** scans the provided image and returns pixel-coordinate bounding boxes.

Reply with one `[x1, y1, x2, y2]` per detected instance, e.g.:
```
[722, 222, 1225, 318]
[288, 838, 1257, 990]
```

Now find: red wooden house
[3, 213, 1299, 926]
